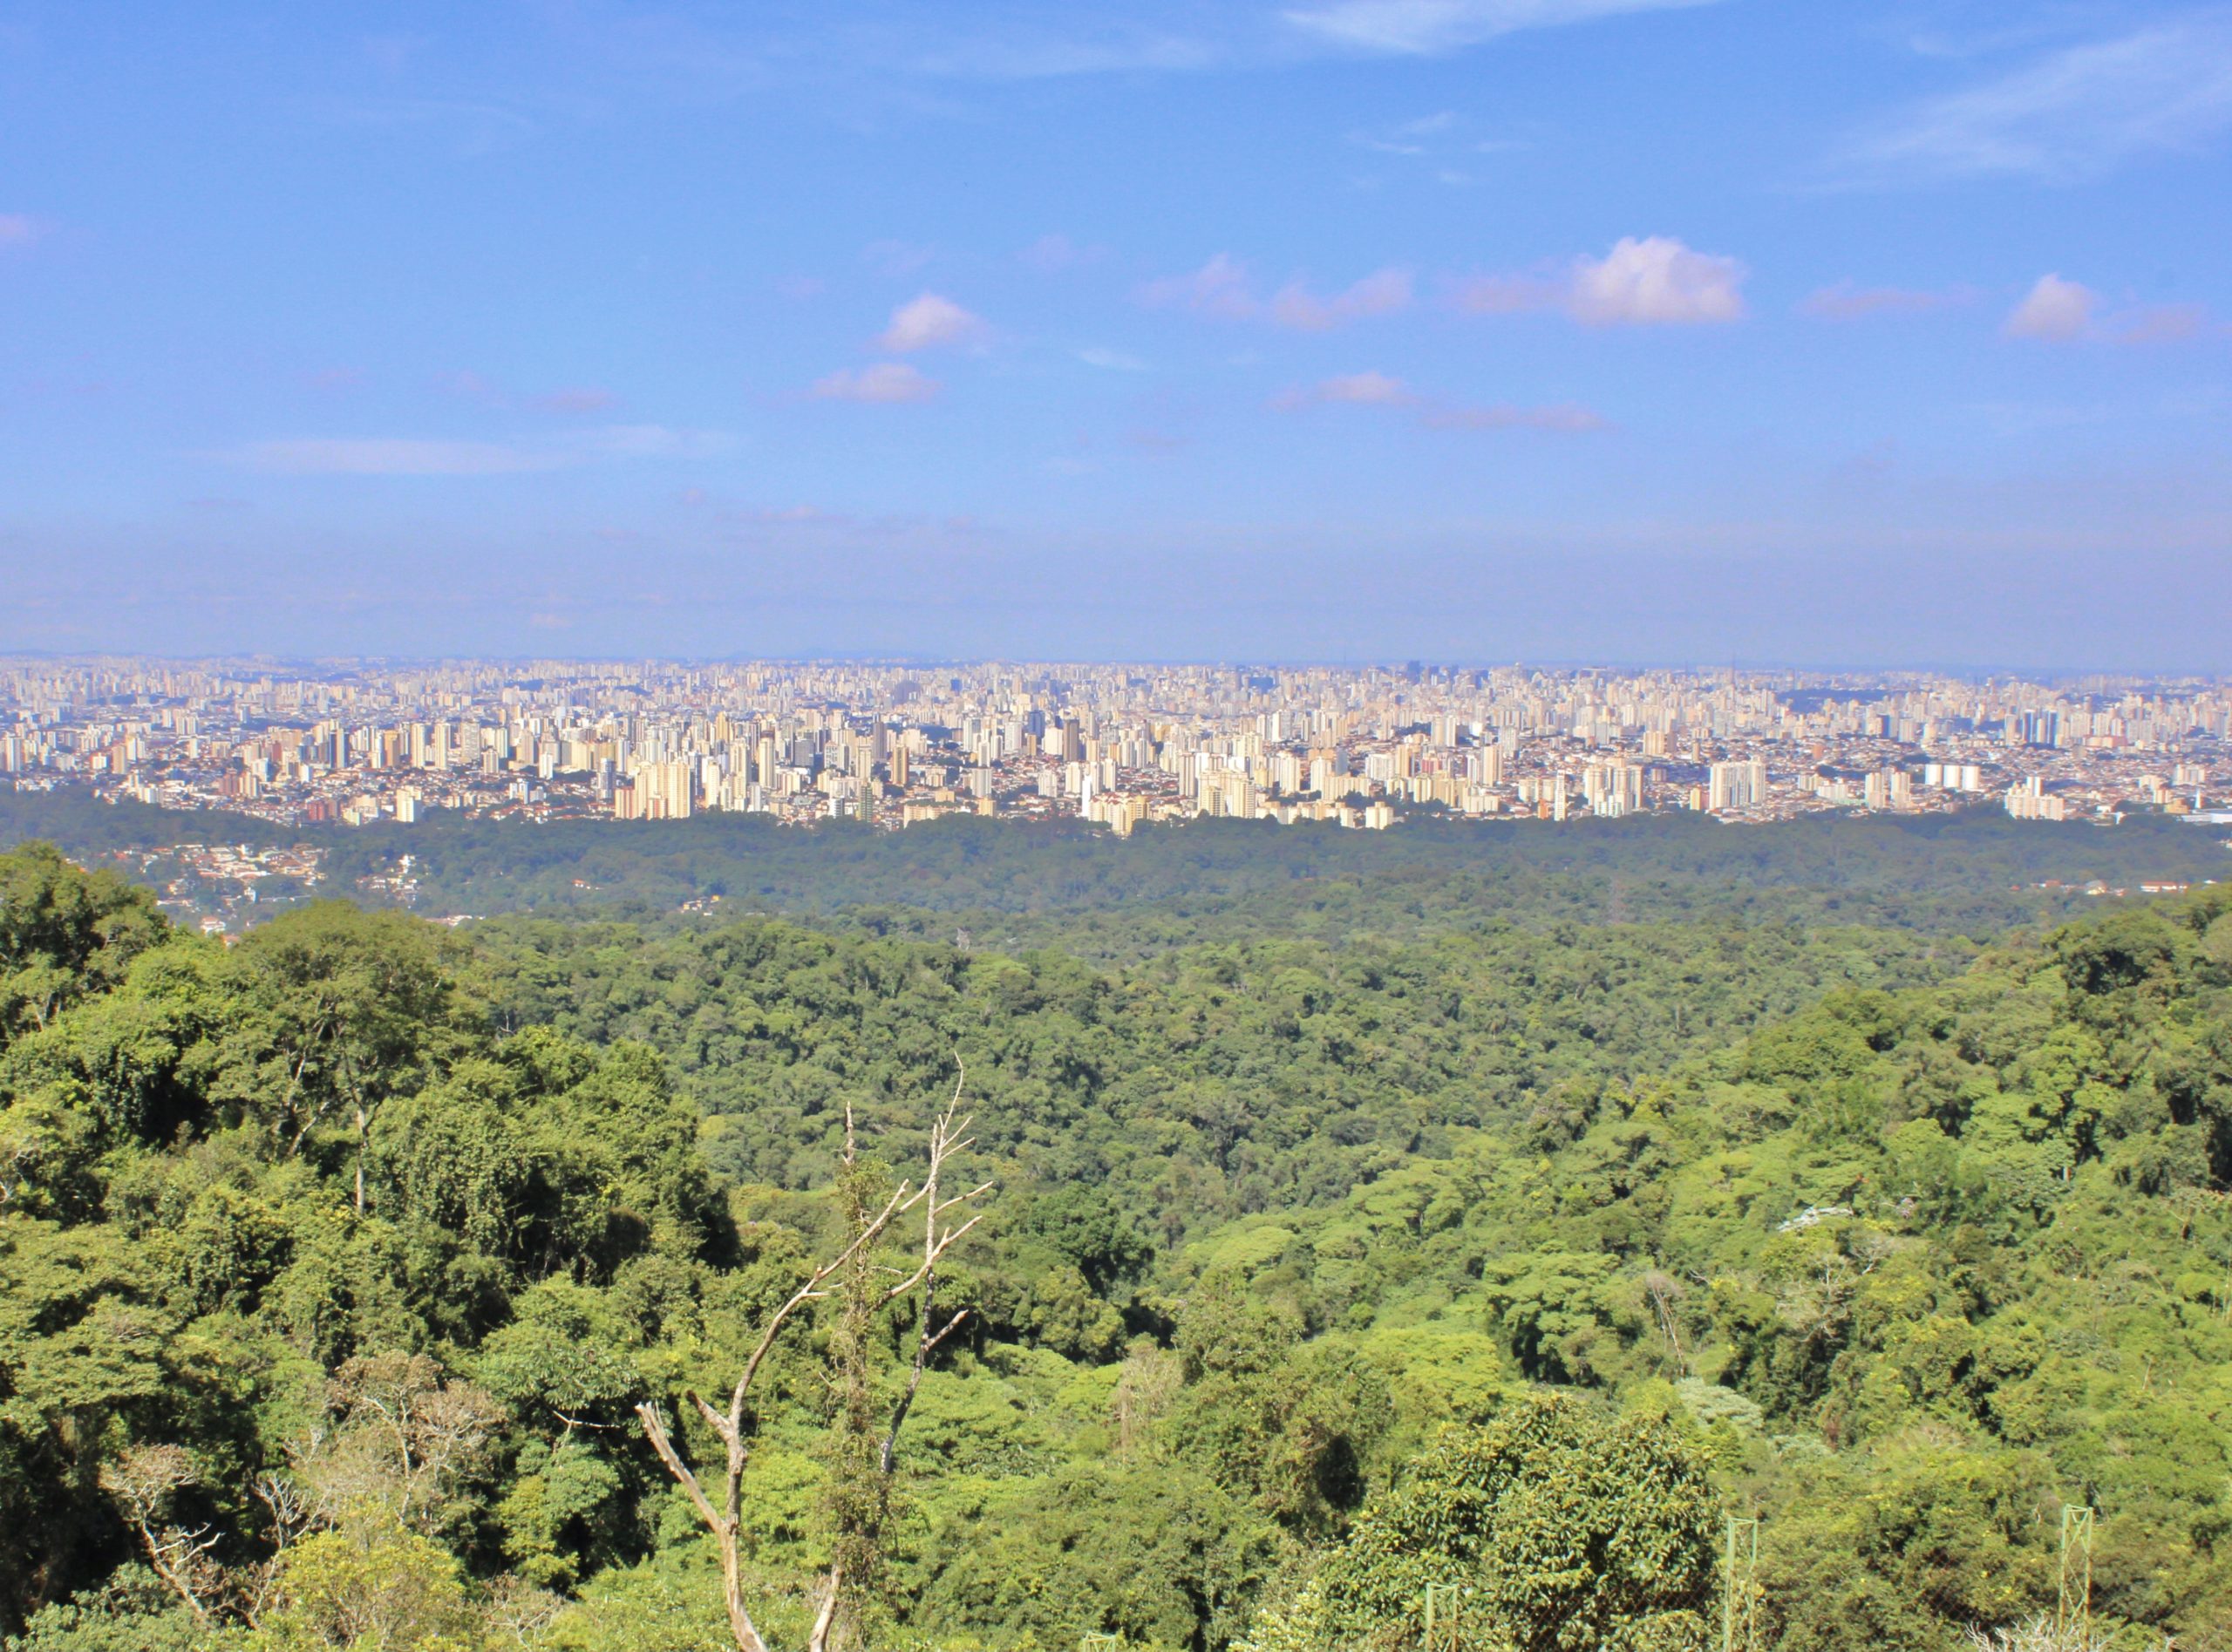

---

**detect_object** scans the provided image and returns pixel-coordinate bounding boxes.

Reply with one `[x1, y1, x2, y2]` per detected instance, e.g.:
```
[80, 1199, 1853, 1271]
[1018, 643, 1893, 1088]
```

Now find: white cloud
[1137, 253, 1259, 318]
[1269, 268, 1413, 330]
[0, 214, 44, 247]
[1997, 275, 2221, 344]
[1077, 347, 1150, 371]
[1567, 236, 1745, 325]
[1446, 237, 1745, 325]
[1841, 17, 2232, 183]
[2004, 274, 2099, 341]
[1284, 0, 1720, 56]
[810, 362, 940, 403]
[876, 292, 991, 353]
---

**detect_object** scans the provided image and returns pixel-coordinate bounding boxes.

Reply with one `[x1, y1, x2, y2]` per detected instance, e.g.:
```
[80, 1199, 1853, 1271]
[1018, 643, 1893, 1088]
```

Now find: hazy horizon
[3, 1, 2228, 665]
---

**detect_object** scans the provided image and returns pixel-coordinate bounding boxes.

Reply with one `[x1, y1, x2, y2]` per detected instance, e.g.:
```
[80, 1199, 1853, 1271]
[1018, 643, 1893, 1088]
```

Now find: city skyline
[10, 655, 2226, 870]
[3, 3, 2229, 666]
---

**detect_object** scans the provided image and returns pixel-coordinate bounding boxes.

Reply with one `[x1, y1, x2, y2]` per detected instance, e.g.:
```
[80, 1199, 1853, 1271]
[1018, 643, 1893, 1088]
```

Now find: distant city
[6, 658, 2229, 846]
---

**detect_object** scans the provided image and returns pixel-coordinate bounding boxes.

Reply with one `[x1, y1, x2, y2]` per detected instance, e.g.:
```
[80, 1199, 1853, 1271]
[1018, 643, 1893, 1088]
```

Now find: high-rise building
[1707, 759, 1766, 812]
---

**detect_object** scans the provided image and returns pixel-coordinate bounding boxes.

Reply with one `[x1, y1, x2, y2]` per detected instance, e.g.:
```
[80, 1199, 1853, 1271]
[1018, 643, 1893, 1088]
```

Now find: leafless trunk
[636, 1071, 990, 1652]
[880, 1079, 983, 1477]
[806, 1566, 843, 1652]
[100, 1445, 219, 1621]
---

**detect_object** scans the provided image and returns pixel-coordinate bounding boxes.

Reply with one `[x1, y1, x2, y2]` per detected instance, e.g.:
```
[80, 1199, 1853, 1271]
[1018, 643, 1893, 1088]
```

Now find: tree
[214, 904, 475, 1212]
[1255, 1391, 1719, 1652]
[99, 1445, 221, 1622]
[635, 1078, 989, 1652]
[0, 842, 166, 1049]
[249, 1527, 480, 1652]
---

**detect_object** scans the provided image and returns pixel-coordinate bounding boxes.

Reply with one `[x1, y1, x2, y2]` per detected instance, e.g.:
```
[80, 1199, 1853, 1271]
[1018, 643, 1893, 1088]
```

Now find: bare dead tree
[100, 1445, 221, 1621]
[324, 1352, 501, 1532]
[230, 1468, 325, 1628]
[813, 1073, 990, 1652]
[637, 1071, 990, 1652]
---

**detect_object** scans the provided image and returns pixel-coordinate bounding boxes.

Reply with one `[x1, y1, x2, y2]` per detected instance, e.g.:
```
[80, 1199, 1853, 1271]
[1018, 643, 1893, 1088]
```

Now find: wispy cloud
[0, 214, 45, 247]
[1351, 110, 1464, 155]
[1138, 253, 1259, 318]
[810, 362, 940, 403]
[548, 0, 1720, 93]
[877, 292, 991, 352]
[221, 425, 727, 476]
[1420, 401, 1605, 431]
[1800, 282, 1967, 319]
[1270, 268, 1413, 330]
[529, 386, 618, 413]
[1276, 370, 1414, 408]
[1078, 347, 1150, 371]
[1274, 370, 1603, 430]
[1345, 111, 1529, 184]
[1839, 15, 2232, 183]
[2002, 273, 2222, 343]
[1283, 0, 1722, 56]
[2115, 303, 2215, 344]
[1450, 236, 1745, 325]
[1140, 256, 1412, 327]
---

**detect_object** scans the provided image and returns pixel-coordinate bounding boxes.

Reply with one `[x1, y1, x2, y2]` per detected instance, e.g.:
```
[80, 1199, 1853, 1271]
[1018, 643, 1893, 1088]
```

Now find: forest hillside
[3, 836, 2230, 1651]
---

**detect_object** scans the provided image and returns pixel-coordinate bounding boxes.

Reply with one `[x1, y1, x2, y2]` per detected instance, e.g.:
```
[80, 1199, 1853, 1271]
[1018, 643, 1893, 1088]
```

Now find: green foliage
[10, 833, 2232, 1652]
[915, 1458, 1283, 1652]
[1, 1567, 215, 1652]
[250, 1528, 483, 1651]
[11, 787, 2227, 948]
[0, 842, 166, 1052]
[1262, 1392, 1718, 1652]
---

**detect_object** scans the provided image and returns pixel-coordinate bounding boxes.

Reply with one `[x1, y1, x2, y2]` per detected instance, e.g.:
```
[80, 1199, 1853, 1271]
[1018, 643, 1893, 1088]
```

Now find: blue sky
[3, 0, 2229, 668]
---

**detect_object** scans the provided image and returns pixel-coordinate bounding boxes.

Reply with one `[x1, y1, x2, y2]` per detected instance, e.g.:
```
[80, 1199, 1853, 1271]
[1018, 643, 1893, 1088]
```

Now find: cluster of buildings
[4, 656, 2230, 835]
[80, 840, 328, 935]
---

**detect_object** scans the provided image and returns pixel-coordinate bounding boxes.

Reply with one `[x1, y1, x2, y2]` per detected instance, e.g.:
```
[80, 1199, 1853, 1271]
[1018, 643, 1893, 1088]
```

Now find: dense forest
[7, 787, 2231, 946]
[4, 825, 2231, 1651]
